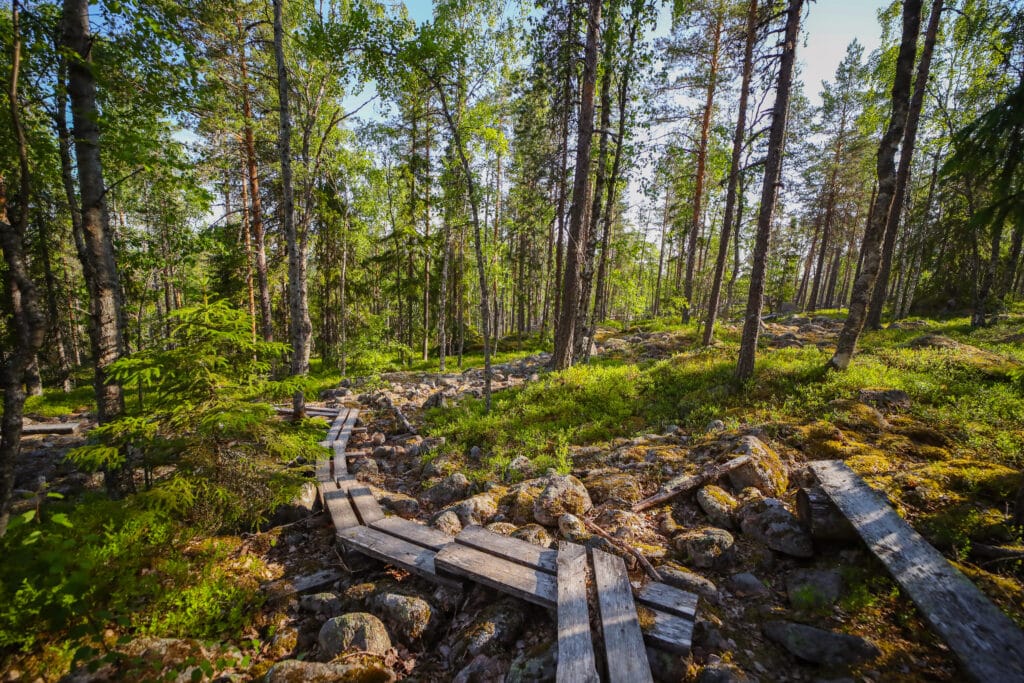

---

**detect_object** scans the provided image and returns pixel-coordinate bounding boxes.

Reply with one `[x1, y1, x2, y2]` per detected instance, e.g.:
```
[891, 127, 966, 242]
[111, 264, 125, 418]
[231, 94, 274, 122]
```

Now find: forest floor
[3, 309, 1023, 682]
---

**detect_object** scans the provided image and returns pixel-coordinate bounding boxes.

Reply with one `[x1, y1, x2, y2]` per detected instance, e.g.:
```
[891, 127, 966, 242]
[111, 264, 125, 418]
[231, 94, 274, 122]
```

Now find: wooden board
[322, 486, 360, 530]
[334, 409, 359, 453]
[812, 460, 1024, 682]
[556, 542, 599, 683]
[21, 422, 80, 435]
[372, 517, 452, 552]
[349, 486, 385, 525]
[634, 582, 699, 620]
[316, 455, 332, 483]
[319, 408, 350, 447]
[638, 606, 693, 655]
[456, 525, 558, 574]
[435, 542, 557, 608]
[337, 525, 461, 589]
[332, 441, 348, 477]
[592, 549, 653, 683]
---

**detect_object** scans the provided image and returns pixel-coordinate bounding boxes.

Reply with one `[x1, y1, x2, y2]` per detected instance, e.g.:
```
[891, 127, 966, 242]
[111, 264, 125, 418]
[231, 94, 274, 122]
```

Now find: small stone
[858, 388, 911, 411]
[727, 572, 769, 598]
[505, 642, 557, 683]
[738, 497, 813, 558]
[696, 663, 756, 683]
[511, 523, 554, 548]
[299, 592, 342, 616]
[379, 491, 419, 518]
[468, 445, 483, 461]
[423, 473, 471, 506]
[763, 620, 880, 666]
[371, 432, 386, 446]
[786, 568, 842, 610]
[557, 513, 591, 543]
[372, 445, 392, 459]
[352, 457, 379, 476]
[657, 562, 720, 604]
[485, 521, 517, 535]
[432, 509, 463, 536]
[372, 593, 433, 641]
[533, 474, 593, 526]
[447, 493, 497, 527]
[705, 419, 727, 433]
[506, 455, 534, 479]
[318, 612, 391, 658]
[696, 485, 739, 530]
[674, 528, 735, 569]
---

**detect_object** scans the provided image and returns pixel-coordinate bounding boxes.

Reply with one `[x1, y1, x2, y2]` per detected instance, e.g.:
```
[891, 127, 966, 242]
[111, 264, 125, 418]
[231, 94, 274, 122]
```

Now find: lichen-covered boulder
[786, 568, 842, 609]
[696, 485, 739, 530]
[485, 521, 517, 535]
[503, 479, 545, 524]
[446, 493, 498, 527]
[431, 509, 463, 536]
[726, 435, 788, 496]
[583, 471, 642, 505]
[657, 561, 719, 604]
[318, 612, 391, 658]
[265, 659, 396, 683]
[674, 528, 735, 569]
[533, 474, 592, 526]
[557, 513, 591, 543]
[763, 620, 879, 665]
[505, 642, 557, 683]
[378, 491, 419, 518]
[511, 523, 554, 548]
[423, 473, 471, 506]
[738, 497, 813, 558]
[453, 598, 525, 660]
[372, 592, 433, 641]
[298, 592, 342, 616]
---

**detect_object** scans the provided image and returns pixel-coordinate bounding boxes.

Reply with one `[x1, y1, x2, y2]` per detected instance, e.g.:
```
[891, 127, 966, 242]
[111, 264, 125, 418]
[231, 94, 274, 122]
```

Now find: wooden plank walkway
[313, 405, 697, 680]
[812, 460, 1024, 683]
[21, 421, 81, 435]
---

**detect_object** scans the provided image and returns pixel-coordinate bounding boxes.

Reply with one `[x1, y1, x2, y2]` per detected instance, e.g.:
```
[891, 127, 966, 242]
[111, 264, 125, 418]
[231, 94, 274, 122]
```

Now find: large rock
[763, 621, 880, 666]
[738, 497, 813, 558]
[511, 523, 554, 548]
[372, 592, 433, 641]
[657, 562, 719, 604]
[378, 491, 419, 518]
[674, 528, 735, 568]
[696, 663, 756, 683]
[453, 599, 525, 660]
[786, 569, 842, 610]
[447, 493, 498, 527]
[318, 612, 391, 658]
[583, 472, 642, 505]
[558, 513, 591, 544]
[696, 485, 739, 529]
[505, 642, 557, 683]
[423, 473, 471, 506]
[265, 659, 395, 683]
[432, 509, 463, 536]
[299, 592, 342, 616]
[726, 436, 788, 497]
[504, 479, 545, 524]
[533, 475, 592, 526]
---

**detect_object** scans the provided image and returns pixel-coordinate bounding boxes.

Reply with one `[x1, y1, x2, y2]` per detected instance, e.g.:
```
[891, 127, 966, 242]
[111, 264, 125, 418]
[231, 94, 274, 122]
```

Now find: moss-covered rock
[533, 474, 593, 526]
[673, 527, 735, 568]
[265, 659, 396, 683]
[318, 612, 391, 658]
[696, 485, 739, 530]
[726, 435, 788, 497]
[452, 598, 526, 660]
[583, 471, 642, 504]
[371, 592, 433, 642]
[511, 523, 554, 548]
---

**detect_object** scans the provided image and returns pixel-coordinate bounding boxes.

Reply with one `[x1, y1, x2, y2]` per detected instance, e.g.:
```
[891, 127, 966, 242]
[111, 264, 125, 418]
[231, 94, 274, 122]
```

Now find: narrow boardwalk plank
[336, 474, 360, 491]
[332, 441, 348, 476]
[812, 460, 1024, 682]
[556, 542, 599, 683]
[337, 525, 460, 589]
[638, 606, 693, 655]
[333, 410, 359, 479]
[634, 582, 698, 620]
[21, 422, 81, 435]
[316, 456, 332, 483]
[322, 487, 360, 529]
[349, 486, 385, 525]
[372, 517, 452, 551]
[319, 408, 351, 447]
[435, 543, 557, 608]
[592, 549, 654, 683]
[456, 525, 558, 574]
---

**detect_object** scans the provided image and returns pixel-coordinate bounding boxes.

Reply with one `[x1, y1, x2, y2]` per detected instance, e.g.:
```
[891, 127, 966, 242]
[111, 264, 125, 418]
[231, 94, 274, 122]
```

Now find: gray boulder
[265, 659, 395, 683]
[738, 497, 813, 558]
[533, 474, 592, 526]
[372, 593, 433, 641]
[423, 473, 471, 506]
[763, 620, 879, 666]
[318, 612, 391, 658]
[696, 485, 739, 529]
[674, 528, 735, 569]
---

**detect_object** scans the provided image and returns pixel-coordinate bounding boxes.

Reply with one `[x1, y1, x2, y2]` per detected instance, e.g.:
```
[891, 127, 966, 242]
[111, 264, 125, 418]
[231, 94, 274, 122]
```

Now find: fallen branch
[381, 392, 416, 435]
[632, 454, 752, 512]
[582, 518, 662, 582]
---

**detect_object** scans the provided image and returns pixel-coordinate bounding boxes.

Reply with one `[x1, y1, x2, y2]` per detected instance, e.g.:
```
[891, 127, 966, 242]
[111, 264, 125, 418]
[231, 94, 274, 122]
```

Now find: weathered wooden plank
[332, 441, 348, 476]
[21, 421, 81, 435]
[322, 486, 360, 530]
[812, 460, 1024, 683]
[336, 474, 360, 490]
[275, 404, 338, 417]
[435, 543, 557, 608]
[337, 525, 461, 589]
[637, 605, 693, 655]
[334, 409, 359, 451]
[556, 542, 599, 683]
[634, 581, 698, 620]
[348, 486, 385, 525]
[592, 549, 653, 683]
[456, 525, 558, 574]
[372, 517, 452, 552]
[318, 408, 351, 447]
[315, 455, 332, 483]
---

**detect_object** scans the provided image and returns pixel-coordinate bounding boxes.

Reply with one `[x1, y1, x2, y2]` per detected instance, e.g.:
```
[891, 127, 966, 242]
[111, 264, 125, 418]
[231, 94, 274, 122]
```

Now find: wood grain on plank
[372, 517, 452, 551]
[812, 460, 1024, 683]
[318, 408, 351, 447]
[456, 525, 558, 574]
[556, 542, 599, 683]
[592, 549, 654, 683]
[634, 581, 698, 620]
[638, 606, 693, 655]
[337, 525, 460, 589]
[21, 422, 81, 435]
[322, 487, 360, 529]
[348, 486, 385, 525]
[435, 543, 557, 608]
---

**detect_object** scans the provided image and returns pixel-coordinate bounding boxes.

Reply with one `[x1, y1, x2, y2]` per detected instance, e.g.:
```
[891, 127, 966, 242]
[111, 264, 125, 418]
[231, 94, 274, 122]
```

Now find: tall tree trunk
[63, 0, 130, 496]
[553, 0, 601, 370]
[36, 215, 72, 391]
[735, 0, 803, 381]
[830, 0, 923, 369]
[274, 0, 311, 415]
[703, 0, 757, 345]
[239, 159, 258, 341]
[654, 188, 670, 316]
[422, 129, 431, 361]
[683, 12, 723, 324]
[868, 0, 943, 329]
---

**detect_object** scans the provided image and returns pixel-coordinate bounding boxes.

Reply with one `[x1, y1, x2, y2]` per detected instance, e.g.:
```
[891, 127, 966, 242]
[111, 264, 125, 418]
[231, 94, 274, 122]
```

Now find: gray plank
[348, 486, 385, 525]
[322, 486, 360, 529]
[435, 542, 557, 608]
[337, 525, 461, 589]
[334, 409, 359, 452]
[634, 581, 699, 620]
[456, 525, 558, 574]
[592, 549, 654, 683]
[812, 460, 1024, 683]
[638, 606, 693, 655]
[21, 421, 81, 435]
[336, 474, 360, 490]
[372, 517, 452, 551]
[318, 408, 351, 447]
[556, 542, 599, 683]
[332, 441, 348, 476]
[315, 455, 332, 483]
